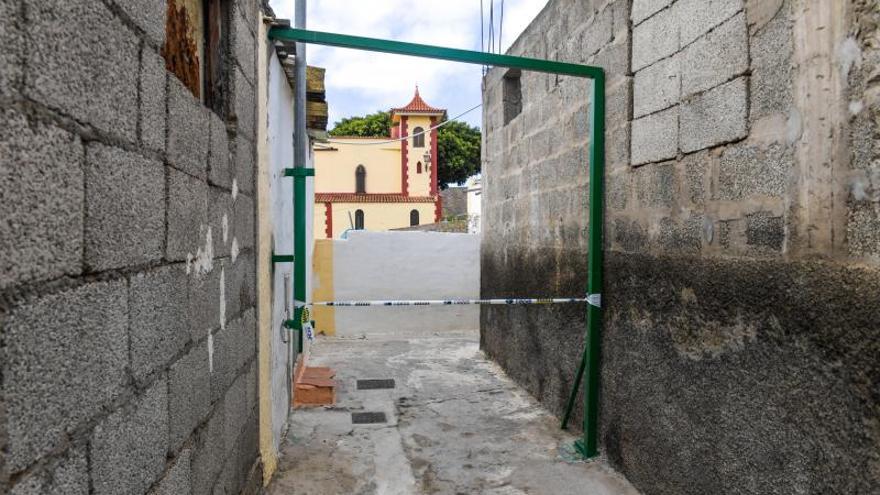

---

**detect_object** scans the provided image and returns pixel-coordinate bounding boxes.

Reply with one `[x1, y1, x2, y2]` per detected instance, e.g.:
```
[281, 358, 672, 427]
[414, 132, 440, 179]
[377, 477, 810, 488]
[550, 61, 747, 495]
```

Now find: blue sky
[269, 0, 548, 128]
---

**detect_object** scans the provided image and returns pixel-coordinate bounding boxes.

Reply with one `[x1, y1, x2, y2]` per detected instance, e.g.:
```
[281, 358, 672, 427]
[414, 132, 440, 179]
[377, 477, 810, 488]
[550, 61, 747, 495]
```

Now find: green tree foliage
[329, 110, 481, 189]
[329, 110, 393, 137]
[436, 120, 481, 188]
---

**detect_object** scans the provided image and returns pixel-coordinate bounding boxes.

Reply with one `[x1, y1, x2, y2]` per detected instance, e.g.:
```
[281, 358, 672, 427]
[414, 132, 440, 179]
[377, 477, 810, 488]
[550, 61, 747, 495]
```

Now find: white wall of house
[266, 49, 295, 456]
[466, 175, 481, 234]
[266, 50, 316, 448]
[331, 231, 480, 337]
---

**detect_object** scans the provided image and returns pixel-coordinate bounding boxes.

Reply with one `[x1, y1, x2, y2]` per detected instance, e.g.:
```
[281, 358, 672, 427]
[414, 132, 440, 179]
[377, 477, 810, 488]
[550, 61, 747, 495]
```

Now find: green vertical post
[284, 167, 314, 352]
[574, 73, 605, 459]
[294, 175, 305, 352]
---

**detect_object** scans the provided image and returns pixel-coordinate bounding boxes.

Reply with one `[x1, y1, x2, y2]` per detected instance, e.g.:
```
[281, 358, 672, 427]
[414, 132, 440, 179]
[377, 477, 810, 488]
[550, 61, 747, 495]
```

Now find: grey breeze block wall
[0, 0, 263, 494]
[481, 0, 880, 493]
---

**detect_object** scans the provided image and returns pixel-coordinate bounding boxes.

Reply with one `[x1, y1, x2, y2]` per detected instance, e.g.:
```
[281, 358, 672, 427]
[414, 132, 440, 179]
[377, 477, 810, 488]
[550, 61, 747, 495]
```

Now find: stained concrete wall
[481, 0, 880, 493]
[322, 231, 480, 338]
[266, 47, 295, 471]
[261, 42, 318, 459]
[0, 1, 262, 493]
[441, 186, 468, 218]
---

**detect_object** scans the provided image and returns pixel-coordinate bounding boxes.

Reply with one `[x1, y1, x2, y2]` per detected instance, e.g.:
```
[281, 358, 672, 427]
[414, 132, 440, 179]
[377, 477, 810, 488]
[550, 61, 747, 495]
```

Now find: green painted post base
[573, 439, 598, 460]
[293, 306, 304, 353]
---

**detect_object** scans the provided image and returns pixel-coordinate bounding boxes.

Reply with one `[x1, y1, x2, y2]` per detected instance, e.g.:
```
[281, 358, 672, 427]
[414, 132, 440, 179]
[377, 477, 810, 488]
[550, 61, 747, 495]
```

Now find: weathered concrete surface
[482, 251, 880, 493]
[482, 0, 880, 493]
[268, 333, 639, 495]
[0, 1, 263, 493]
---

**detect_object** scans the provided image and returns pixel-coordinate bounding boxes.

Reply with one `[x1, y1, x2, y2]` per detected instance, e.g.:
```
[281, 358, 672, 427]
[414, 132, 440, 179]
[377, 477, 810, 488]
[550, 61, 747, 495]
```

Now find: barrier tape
[311, 297, 598, 307]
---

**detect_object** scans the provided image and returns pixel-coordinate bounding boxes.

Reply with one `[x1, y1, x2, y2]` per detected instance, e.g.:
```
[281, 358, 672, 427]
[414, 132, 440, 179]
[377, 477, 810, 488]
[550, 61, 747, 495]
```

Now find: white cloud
[269, 0, 548, 127]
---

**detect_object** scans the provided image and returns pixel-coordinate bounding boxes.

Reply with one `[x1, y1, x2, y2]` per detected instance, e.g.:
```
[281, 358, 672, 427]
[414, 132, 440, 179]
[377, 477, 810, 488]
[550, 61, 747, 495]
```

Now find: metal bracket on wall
[283, 167, 315, 177]
[271, 253, 295, 263]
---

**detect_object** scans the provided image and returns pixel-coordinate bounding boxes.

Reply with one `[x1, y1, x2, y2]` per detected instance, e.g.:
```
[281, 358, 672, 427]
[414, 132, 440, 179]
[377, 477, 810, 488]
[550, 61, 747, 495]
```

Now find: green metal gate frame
[269, 27, 605, 459]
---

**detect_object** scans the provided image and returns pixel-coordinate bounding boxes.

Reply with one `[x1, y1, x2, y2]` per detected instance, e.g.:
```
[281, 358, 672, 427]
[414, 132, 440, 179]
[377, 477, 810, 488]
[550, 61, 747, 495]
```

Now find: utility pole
[292, 0, 308, 353]
[294, 0, 307, 168]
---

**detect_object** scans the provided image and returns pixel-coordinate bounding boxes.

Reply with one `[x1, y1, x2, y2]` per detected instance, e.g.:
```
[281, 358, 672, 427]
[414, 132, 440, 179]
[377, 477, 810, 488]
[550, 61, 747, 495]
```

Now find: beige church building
[312, 88, 444, 238]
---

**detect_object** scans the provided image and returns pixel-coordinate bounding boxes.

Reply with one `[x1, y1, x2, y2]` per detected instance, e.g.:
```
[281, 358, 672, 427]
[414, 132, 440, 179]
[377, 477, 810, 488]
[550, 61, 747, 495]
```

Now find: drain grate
[357, 379, 396, 390]
[351, 412, 387, 424]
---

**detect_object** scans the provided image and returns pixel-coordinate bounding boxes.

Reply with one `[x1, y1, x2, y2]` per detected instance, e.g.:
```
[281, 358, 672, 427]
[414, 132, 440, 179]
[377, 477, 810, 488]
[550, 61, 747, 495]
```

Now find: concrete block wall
[482, 0, 880, 493]
[481, 0, 629, 428]
[0, 1, 262, 494]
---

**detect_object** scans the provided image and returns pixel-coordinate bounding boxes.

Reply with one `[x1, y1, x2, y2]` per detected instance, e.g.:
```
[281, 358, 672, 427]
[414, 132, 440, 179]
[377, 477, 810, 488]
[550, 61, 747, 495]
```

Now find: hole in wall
[503, 69, 522, 125]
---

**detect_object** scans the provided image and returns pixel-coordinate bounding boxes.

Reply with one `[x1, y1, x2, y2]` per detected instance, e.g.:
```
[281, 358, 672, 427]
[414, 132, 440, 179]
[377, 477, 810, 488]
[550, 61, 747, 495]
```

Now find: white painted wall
[466, 175, 481, 234]
[267, 51, 318, 453]
[331, 231, 480, 337]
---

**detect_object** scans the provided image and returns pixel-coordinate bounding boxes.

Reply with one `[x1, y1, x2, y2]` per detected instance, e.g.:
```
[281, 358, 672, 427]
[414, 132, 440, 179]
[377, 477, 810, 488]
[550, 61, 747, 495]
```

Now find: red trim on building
[401, 116, 409, 197]
[326, 135, 391, 139]
[315, 193, 436, 204]
[434, 195, 442, 223]
[430, 116, 439, 196]
[324, 202, 333, 238]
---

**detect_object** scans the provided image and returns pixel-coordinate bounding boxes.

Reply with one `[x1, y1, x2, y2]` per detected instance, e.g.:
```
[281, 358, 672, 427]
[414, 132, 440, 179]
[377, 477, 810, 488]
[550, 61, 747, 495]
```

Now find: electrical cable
[325, 103, 482, 146]
[489, 0, 494, 55]
[480, 0, 487, 75]
[480, 0, 485, 53]
[498, 0, 504, 53]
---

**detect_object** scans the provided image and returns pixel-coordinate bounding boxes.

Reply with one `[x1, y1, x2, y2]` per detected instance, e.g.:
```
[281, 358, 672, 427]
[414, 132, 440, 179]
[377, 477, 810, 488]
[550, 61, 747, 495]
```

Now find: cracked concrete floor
[267, 331, 639, 495]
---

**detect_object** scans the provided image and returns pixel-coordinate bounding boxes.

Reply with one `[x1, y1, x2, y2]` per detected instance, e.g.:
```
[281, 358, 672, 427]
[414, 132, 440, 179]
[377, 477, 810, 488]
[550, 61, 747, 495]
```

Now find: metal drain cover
[357, 379, 396, 390]
[351, 412, 387, 424]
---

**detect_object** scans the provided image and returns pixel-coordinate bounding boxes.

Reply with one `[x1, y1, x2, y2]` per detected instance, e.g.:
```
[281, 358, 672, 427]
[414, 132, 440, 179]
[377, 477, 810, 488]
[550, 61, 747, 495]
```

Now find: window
[410, 209, 419, 226]
[416, 161, 422, 174]
[355, 165, 366, 194]
[412, 127, 425, 148]
[203, 0, 226, 113]
[502, 69, 522, 125]
[355, 209, 365, 230]
[162, 0, 227, 115]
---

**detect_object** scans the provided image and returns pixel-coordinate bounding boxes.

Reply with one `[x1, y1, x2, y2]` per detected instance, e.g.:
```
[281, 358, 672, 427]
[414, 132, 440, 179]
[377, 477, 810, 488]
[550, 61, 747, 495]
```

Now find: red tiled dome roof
[391, 86, 444, 114]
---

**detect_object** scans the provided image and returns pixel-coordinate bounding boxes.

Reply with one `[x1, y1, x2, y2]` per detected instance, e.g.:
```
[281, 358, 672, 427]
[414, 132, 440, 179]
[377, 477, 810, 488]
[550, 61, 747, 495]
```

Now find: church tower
[390, 87, 445, 221]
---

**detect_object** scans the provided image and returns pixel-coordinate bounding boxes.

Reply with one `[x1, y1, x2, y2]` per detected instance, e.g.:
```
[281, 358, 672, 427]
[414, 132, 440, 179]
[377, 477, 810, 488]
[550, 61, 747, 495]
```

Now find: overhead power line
[499, 0, 504, 54]
[489, 0, 494, 54]
[325, 103, 482, 146]
[480, 0, 485, 53]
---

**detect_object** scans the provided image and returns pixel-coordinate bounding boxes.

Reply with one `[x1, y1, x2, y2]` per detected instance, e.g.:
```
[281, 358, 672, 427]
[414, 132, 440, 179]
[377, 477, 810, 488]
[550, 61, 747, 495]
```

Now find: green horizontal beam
[268, 28, 604, 80]
[271, 254, 295, 263]
[283, 168, 315, 177]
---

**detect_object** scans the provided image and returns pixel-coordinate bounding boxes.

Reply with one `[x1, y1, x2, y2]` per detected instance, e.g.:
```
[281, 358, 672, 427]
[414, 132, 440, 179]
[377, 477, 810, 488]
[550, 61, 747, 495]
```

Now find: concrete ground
[267, 331, 639, 495]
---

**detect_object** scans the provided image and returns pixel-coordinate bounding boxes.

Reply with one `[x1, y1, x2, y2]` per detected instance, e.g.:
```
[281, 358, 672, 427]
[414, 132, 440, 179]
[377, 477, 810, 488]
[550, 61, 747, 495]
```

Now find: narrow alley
[2, 0, 878, 494]
[268, 332, 638, 495]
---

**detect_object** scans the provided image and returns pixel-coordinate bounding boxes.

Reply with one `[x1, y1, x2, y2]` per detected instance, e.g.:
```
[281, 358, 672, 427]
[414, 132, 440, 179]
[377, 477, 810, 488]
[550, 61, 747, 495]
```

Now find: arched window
[416, 161, 422, 174]
[410, 209, 419, 226]
[354, 209, 364, 230]
[412, 127, 425, 148]
[355, 165, 366, 194]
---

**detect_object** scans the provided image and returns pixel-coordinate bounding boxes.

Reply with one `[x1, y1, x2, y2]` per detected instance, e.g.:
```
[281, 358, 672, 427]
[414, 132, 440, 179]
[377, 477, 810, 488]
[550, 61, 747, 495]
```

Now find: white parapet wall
[315, 230, 480, 338]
